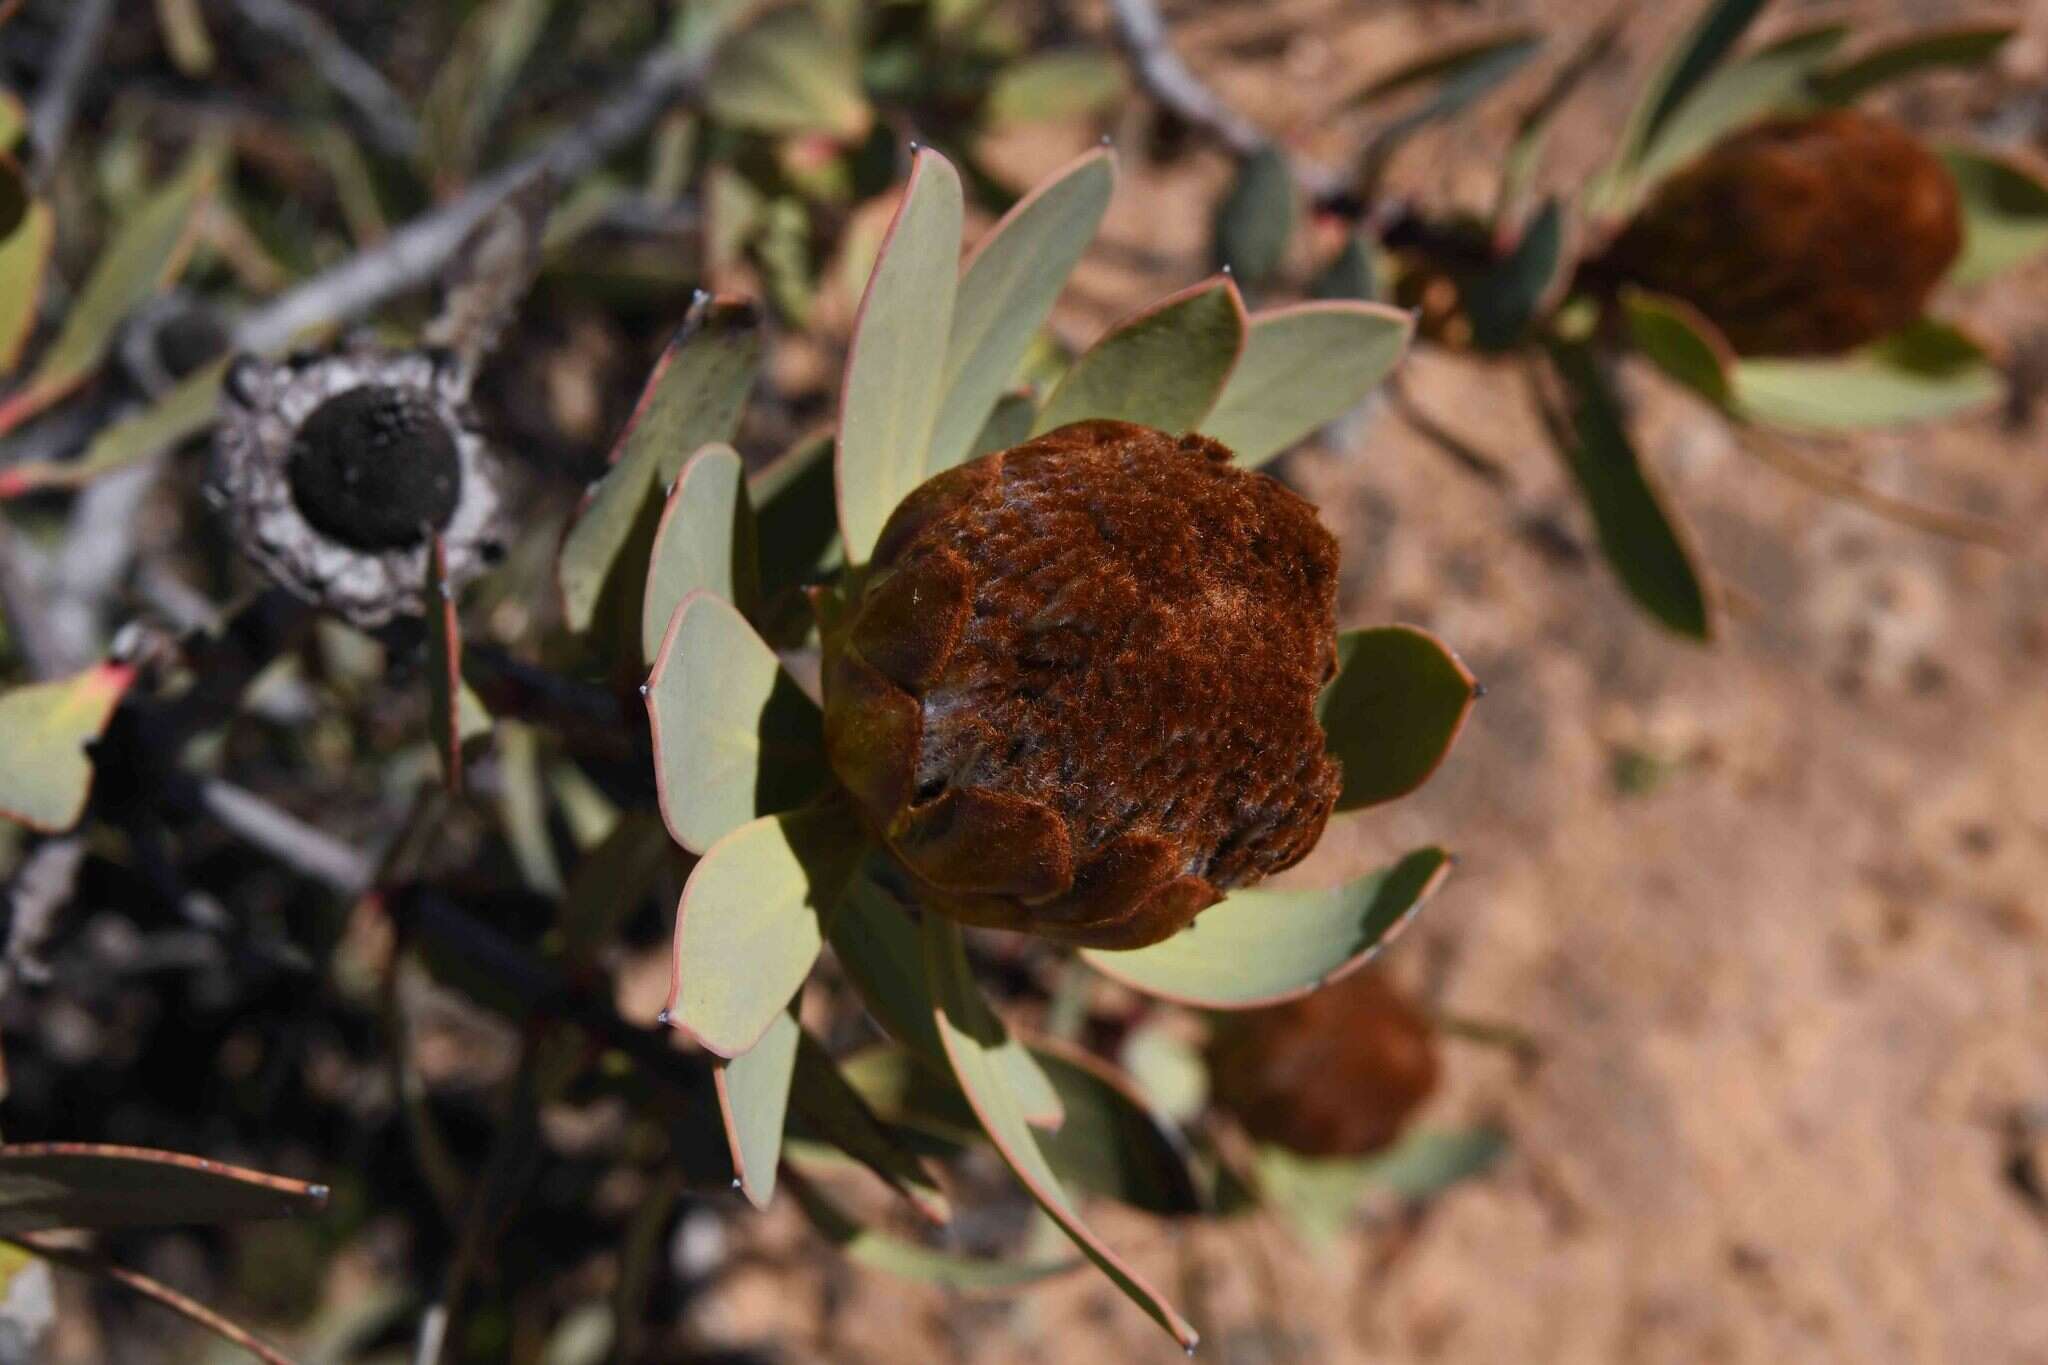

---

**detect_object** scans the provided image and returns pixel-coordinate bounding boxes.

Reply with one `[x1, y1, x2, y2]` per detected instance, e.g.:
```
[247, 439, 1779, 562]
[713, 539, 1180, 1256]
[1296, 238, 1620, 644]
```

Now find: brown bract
[822, 420, 1342, 950]
[1207, 967, 1439, 1159]
[1596, 109, 1961, 357]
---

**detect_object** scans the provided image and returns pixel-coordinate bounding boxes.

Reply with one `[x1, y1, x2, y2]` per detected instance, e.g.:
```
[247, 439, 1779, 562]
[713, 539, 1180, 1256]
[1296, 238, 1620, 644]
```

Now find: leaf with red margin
[1081, 848, 1450, 1010]
[1201, 299, 1412, 467]
[922, 915, 1198, 1350]
[1032, 274, 1247, 438]
[714, 1006, 802, 1209]
[556, 293, 763, 640]
[0, 1143, 328, 1235]
[0, 141, 220, 436]
[0, 663, 135, 832]
[835, 147, 963, 565]
[1319, 625, 1475, 812]
[424, 535, 489, 795]
[660, 800, 866, 1058]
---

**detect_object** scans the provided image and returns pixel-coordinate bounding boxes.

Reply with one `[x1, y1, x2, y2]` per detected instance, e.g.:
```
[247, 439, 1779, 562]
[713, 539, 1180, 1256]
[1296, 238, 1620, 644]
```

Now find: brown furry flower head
[211, 345, 504, 628]
[821, 420, 1342, 950]
[1594, 109, 1961, 356]
[1207, 967, 1438, 1158]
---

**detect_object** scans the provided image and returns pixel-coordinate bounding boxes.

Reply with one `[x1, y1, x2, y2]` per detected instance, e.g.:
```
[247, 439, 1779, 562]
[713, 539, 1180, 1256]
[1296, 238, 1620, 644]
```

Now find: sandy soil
[681, 1, 2048, 1361]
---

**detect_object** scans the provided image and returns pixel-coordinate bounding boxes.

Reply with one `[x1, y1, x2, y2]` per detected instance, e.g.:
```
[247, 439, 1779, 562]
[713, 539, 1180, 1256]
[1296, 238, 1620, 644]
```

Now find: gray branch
[25, 0, 117, 190]
[235, 38, 725, 353]
[1106, 0, 1266, 158]
[199, 779, 377, 894]
[230, 0, 421, 160]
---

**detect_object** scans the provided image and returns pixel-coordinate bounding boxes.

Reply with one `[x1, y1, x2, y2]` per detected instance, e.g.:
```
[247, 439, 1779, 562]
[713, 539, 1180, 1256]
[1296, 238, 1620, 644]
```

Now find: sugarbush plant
[1186, 0, 2048, 638]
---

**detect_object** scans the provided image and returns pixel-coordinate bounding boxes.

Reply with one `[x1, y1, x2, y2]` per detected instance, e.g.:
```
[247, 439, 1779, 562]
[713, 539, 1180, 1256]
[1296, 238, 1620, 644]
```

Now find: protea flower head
[1593, 109, 1961, 356]
[820, 418, 1342, 951]
[211, 344, 505, 628]
[1206, 966, 1438, 1158]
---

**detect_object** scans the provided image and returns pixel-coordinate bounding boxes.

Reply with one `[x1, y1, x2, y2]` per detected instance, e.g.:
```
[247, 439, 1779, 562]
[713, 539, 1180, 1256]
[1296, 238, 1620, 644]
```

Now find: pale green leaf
[1940, 146, 2048, 287]
[714, 1007, 802, 1208]
[836, 149, 963, 564]
[922, 917, 1198, 1348]
[984, 50, 1124, 126]
[0, 665, 135, 832]
[1320, 627, 1475, 811]
[1202, 300, 1410, 467]
[641, 443, 760, 663]
[1032, 275, 1245, 436]
[828, 874, 1064, 1128]
[0, 142, 220, 434]
[0, 199, 50, 377]
[1808, 24, 2015, 106]
[790, 1176, 1075, 1289]
[1081, 848, 1449, 1010]
[556, 295, 763, 636]
[662, 802, 866, 1058]
[927, 148, 1112, 474]
[706, 5, 871, 140]
[645, 592, 826, 855]
[1622, 288, 1733, 406]
[1731, 320, 2003, 431]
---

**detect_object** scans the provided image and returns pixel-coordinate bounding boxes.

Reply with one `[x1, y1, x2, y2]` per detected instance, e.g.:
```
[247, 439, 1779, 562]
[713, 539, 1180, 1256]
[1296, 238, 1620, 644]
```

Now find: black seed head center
[287, 384, 462, 551]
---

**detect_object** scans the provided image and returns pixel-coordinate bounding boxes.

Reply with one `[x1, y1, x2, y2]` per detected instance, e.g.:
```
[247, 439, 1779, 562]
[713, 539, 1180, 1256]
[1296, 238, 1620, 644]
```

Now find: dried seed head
[822, 420, 1342, 950]
[1206, 967, 1439, 1158]
[287, 385, 462, 550]
[1595, 109, 1961, 357]
[211, 347, 504, 627]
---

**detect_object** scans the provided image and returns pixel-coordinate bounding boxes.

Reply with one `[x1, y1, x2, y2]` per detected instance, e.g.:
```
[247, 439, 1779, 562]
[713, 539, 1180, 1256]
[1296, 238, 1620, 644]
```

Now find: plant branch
[197, 778, 378, 894]
[229, 0, 422, 160]
[1738, 426, 2020, 552]
[235, 34, 728, 352]
[1105, 0, 1343, 197]
[6, 1233, 295, 1365]
[25, 0, 117, 189]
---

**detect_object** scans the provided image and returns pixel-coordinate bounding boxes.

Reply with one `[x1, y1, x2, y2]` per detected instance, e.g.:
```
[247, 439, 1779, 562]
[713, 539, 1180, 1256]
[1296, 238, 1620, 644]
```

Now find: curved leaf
[927, 147, 1113, 474]
[706, 5, 871, 140]
[557, 295, 763, 637]
[1622, 288, 1733, 406]
[1080, 847, 1449, 1010]
[1032, 275, 1246, 436]
[789, 1176, 1076, 1290]
[1350, 31, 1543, 188]
[0, 199, 49, 376]
[642, 443, 760, 662]
[0, 664, 135, 832]
[0, 142, 219, 435]
[714, 1007, 802, 1209]
[1808, 24, 2015, 106]
[842, 1038, 1200, 1217]
[837, 149, 964, 565]
[661, 801, 866, 1058]
[425, 536, 489, 794]
[1211, 144, 1295, 287]
[0, 1144, 327, 1236]
[1627, 23, 1849, 194]
[984, 50, 1125, 127]
[1319, 626, 1475, 812]
[922, 916, 1198, 1349]
[788, 1031, 949, 1223]
[1463, 198, 1563, 352]
[0, 359, 223, 500]
[1202, 300, 1410, 468]
[827, 875, 1064, 1129]
[1731, 320, 2003, 431]
[1540, 340, 1712, 639]
[1615, 0, 1770, 177]
[1253, 1127, 1504, 1246]
[645, 591, 827, 855]
[1940, 146, 2048, 287]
